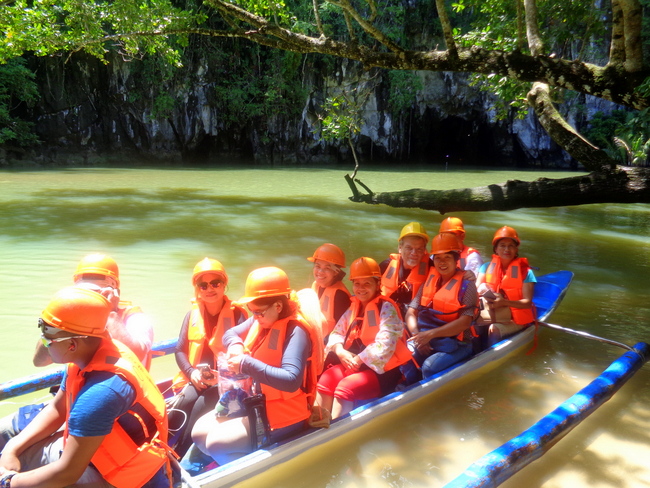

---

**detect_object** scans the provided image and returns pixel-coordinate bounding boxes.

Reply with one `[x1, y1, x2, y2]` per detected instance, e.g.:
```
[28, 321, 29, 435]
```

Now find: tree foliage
[0, 58, 39, 147]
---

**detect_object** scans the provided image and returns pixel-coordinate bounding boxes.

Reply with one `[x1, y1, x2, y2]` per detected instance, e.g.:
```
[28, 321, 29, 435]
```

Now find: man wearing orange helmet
[0, 254, 154, 452]
[439, 217, 483, 276]
[32, 253, 153, 370]
[380, 222, 432, 317]
[0, 287, 173, 488]
[476, 226, 537, 346]
[403, 233, 479, 381]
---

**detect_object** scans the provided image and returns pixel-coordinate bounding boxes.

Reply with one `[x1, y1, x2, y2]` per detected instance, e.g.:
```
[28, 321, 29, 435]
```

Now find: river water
[0, 165, 648, 487]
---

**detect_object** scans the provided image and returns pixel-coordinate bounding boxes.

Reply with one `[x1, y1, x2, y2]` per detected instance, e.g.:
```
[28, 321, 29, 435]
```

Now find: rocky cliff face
[19, 51, 616, 168]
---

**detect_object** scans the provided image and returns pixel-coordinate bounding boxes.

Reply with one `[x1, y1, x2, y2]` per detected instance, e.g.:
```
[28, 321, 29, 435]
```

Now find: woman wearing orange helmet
[307, 243, 351, 339]
[169, 258, 248, 457]
[404, 233, 479, 382]
[315, 257, 411, 419]
[476, 226, 537, 346]
[439, 217, 483, 276]
[190, 267, 322, 465]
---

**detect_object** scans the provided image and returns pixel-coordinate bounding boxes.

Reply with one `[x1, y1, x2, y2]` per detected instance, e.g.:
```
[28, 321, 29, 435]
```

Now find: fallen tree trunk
[345, 167, 650, 214]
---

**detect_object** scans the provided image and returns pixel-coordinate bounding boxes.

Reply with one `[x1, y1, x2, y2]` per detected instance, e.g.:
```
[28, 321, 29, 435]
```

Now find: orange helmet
[492, 226, 520, 247]
[439, 217, 465, 235]
[73, 254, 120, 287]
[192, 257, 228, 285]
[398, 222, 429, 243]
[40, 286, 111, 337]
[238, 267, 292, 304]
[307, 243, 346, 267]
[431, 233, 463, 255]
[349, 257, 381, 280]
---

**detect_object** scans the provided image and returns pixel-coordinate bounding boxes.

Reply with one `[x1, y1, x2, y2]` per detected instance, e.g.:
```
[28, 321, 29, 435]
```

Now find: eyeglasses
[197, 279, 224, 291]
[248, 305, 272, 318]
[40, 334, 88, 348]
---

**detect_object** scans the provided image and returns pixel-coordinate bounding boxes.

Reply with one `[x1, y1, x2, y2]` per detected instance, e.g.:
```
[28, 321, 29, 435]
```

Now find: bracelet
[0, 471, 17, 488]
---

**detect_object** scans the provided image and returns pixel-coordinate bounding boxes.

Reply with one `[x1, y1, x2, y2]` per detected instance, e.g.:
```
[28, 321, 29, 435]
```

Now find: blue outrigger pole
[445, 341, 650, 488]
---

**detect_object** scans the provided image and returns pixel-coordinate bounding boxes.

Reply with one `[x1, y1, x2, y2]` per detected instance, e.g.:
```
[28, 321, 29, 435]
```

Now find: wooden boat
[0, 270, 574, 488]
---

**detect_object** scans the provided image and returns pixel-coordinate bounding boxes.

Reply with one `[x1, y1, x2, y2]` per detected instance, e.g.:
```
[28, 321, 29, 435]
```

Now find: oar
[539, 321, 636, 352]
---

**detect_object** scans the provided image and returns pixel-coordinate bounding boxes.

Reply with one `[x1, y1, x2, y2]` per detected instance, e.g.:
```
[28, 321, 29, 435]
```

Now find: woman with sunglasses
[190, 266, 322, 465]
[169, 258, 248, 457]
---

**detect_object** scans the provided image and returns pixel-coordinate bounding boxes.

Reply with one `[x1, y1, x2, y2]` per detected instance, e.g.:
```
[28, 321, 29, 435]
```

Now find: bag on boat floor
[416, 308, 459, 353]
[243, 393, 271, 451]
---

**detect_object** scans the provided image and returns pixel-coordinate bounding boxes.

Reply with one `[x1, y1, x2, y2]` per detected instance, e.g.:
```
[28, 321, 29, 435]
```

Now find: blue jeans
[420, 341, 473, 378]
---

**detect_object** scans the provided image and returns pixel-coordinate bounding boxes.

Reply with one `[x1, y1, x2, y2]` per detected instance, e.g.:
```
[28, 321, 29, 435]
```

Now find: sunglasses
[197, 279, 224, 291]
[40, 334, 88, 348]
[248, 305, 273, 318]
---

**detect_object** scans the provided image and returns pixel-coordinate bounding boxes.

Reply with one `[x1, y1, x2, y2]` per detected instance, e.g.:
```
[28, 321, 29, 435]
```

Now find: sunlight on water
[0, 166, 649, 487]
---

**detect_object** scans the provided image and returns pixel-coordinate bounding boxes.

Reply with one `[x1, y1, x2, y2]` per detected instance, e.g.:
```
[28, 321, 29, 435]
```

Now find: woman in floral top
[315, 257, 411, 419]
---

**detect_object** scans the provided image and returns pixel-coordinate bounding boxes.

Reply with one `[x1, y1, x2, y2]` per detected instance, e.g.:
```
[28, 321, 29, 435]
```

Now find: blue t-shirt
[62, 370, 136, 437]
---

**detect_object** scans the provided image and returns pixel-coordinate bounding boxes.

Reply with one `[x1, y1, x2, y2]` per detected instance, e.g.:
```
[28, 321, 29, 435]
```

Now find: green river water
[0, 165, 648, 487]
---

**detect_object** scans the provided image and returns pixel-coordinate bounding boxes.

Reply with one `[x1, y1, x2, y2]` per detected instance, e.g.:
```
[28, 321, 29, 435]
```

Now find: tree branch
[524, 0, 544, 56]
[434, 0, 457, 57]
[516, 0, 526, 52]
[620, 0, 643, 72]
[322, 0, 404, 53]
[527, 82, 616, 171]
[347, 168, 650, 213]
[313, 0, 324, 36]
[609, 0, 626, 65]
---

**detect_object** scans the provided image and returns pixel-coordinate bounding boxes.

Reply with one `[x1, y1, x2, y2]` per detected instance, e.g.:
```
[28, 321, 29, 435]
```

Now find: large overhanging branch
[527, 82, 617, 171]
[345, 168, 650, 214]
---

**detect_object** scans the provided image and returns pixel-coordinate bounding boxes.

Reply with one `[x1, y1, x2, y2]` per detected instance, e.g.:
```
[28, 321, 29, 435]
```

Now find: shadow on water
[239, 340, 650, 488]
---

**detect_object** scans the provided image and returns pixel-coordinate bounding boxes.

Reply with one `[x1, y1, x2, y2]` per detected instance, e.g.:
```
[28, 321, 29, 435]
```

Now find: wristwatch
[0, 471, 17, 488]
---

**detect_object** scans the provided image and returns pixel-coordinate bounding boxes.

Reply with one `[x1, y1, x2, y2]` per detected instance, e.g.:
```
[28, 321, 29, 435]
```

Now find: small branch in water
[355, 178, 373, 195]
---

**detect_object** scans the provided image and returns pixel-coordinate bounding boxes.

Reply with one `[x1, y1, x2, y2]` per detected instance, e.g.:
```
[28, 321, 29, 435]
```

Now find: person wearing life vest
[32, 253, 154, 370]
[380, 222, 433, 317]
[315, 257, 411, 419]
[404, 233, 479, 382]
[0, 286, 172, 488]
[476, 226, 537, 346]
[169, 258, 248, 458]
[439, 217, 483, 276]
[0, 254, 156, 453]
[190, 267, 322, 465]
[307, 243, 351, 340]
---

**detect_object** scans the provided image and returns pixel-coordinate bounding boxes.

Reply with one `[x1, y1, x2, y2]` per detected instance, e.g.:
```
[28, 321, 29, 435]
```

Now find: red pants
[317, 364, 381, 402]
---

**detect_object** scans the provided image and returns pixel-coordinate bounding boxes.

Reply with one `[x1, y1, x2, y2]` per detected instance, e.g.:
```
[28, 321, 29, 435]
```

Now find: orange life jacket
[116, 301, 151, 370]
[459, 246, 479, 271]
[420, 269, 477, 341]
[64, 339, 172, 488]
[311, 280, 351, 337]
[172, 298, 246, 392]
[243, 314, 320, 430]
[484, 256, 535, 325]
[344, 295, 412, 372]
[380, 253, 430, 302]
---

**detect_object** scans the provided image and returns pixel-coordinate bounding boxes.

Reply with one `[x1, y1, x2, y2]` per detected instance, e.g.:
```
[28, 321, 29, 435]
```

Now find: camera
[196, 363, 214, 380]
